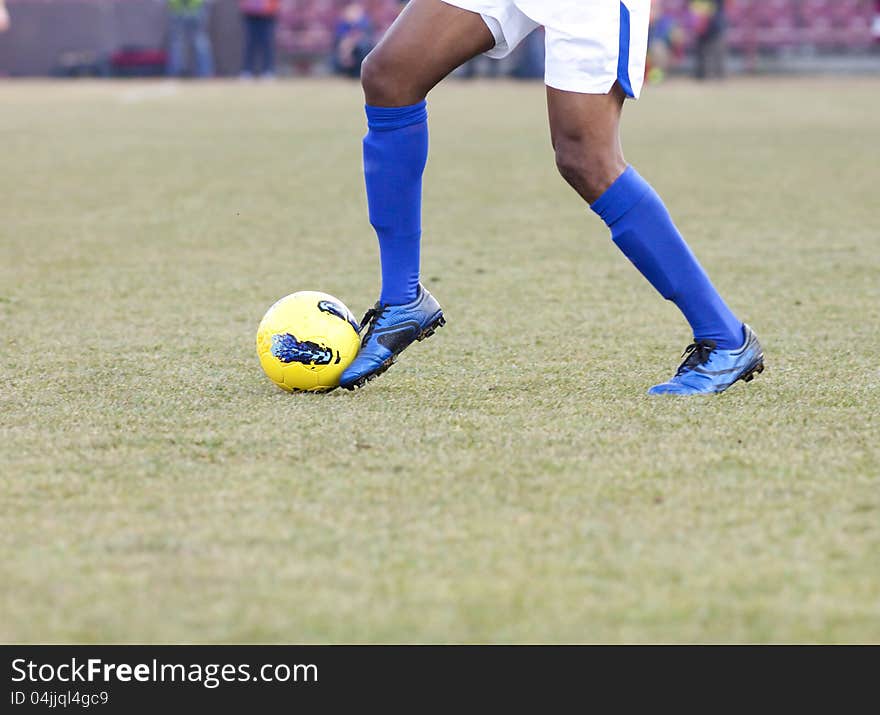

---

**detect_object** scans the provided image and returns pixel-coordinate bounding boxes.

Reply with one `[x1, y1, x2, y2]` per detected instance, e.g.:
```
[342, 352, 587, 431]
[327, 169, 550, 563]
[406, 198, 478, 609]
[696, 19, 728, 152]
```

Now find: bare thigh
[362, 0, 496, 107]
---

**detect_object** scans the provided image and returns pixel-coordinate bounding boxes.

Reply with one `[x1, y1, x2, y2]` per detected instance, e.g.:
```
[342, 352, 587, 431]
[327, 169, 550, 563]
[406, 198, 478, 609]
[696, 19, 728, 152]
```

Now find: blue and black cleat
[648, 324, 765, 395]
[340, 284, 445, 390]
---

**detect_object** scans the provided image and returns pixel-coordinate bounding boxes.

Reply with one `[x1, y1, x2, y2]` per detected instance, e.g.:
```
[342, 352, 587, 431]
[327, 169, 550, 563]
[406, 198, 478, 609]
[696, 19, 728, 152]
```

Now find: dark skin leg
[361, 0, 495, 107]
[363, 0, 628, 203]
[547, 83, 629, 204]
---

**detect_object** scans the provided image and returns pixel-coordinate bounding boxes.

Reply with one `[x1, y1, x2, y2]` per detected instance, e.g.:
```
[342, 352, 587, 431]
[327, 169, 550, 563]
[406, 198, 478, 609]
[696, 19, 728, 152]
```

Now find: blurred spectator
[691, 0, 726, 80]
[0, 0, 9, 33]
[166, 0, 214, 78]
[459, 54, 502, 80]
[334, 3, 374, 78]
[512, 27, 545, 80]
[240, 0, 280, 78]
[648, 0, 686, 84]
[874, 1, 880, 44]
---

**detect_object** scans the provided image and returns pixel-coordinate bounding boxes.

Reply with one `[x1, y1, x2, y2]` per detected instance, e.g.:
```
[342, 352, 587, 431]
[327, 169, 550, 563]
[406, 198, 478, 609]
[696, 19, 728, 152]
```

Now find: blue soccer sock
[591, 166, 744, 349]
[363, 101, 428, 306]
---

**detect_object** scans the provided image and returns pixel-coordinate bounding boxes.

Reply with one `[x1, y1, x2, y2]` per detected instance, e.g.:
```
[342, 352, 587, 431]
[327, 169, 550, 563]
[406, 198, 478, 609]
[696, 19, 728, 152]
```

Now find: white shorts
[441, 0, 650, 98]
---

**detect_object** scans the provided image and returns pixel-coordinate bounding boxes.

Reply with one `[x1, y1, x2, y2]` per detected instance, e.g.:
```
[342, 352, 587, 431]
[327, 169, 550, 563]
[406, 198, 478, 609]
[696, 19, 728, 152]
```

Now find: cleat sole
[737, 360, 765, 386]
[417, 315, 446, 342]
[342, 313, 445, 391]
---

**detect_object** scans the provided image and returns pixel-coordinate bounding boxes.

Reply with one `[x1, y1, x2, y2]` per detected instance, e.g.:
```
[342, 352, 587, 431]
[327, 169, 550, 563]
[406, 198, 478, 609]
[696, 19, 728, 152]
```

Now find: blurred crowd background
[0, 0, 878, 80]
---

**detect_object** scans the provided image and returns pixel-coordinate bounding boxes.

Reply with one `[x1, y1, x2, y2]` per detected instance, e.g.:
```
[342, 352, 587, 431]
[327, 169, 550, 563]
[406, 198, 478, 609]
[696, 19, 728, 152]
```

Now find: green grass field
[1, 78, 878, 644]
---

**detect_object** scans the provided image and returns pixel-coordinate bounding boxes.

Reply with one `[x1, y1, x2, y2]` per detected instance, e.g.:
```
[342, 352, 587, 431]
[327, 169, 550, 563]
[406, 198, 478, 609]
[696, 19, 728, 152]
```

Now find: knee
[361, 49, 422, 107]
[554, 137, 626, 204]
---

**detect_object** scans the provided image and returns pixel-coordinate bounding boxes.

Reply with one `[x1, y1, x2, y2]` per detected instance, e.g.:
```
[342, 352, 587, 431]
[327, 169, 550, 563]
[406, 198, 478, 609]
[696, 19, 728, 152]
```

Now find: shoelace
[358, 304, 388, 347]
[675, 339, 718, 376]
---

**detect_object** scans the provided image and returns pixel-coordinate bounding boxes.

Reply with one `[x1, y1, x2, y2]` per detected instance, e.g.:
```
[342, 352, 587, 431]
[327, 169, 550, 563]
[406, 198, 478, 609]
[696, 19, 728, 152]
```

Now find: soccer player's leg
[547, 86, 763, 394]
[547, 8, 764, 394]
[340, 0, 496, 390]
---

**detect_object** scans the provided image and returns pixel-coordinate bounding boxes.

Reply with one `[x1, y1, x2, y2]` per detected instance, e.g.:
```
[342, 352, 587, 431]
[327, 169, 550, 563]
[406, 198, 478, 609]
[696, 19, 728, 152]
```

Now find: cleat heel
[739, 361, 765, 385]
[417, 314, 446, 342]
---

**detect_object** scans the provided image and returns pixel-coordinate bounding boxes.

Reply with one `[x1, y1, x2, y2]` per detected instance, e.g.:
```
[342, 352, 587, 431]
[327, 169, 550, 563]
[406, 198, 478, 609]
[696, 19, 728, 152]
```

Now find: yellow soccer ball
[256, 292, 361, 393]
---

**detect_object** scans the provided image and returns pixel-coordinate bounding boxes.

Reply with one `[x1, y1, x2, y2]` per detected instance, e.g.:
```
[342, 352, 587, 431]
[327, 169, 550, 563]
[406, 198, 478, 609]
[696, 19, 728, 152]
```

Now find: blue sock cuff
[365, 101, 428, 131]
[590, 165, 652, 227]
